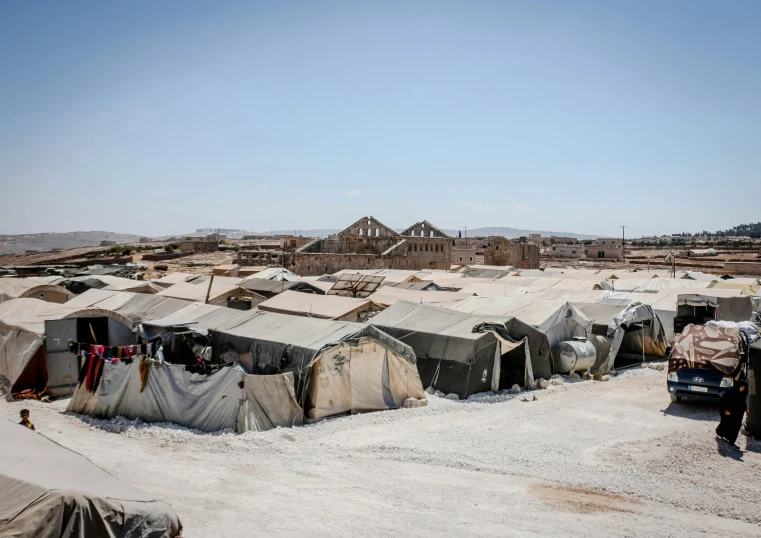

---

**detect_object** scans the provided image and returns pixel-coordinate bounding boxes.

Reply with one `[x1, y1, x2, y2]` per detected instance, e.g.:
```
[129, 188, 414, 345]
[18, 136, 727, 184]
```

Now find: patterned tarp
[670, 324, 743, 375]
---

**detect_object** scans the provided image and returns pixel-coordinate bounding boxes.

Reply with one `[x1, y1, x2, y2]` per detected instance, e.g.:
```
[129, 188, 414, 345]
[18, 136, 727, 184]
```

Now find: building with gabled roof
[294, 216, 452, 276]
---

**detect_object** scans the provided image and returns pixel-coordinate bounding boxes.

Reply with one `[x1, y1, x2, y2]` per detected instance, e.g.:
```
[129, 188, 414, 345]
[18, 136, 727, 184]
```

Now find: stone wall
[484, 238, 539, 269]
[294, 239, 452, 276]
[723, 261, 761, 275]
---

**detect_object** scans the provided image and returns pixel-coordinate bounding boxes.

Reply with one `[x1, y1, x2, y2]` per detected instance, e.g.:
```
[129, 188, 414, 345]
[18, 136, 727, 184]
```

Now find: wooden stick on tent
[205, 274, 215, 304]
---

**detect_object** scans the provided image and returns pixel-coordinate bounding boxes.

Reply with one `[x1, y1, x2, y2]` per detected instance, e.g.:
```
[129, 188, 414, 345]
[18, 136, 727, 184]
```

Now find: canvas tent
[367, 287, 474, 308]
[0, 278, 73, 304]
[573, 302, 668, 376]
[0, 290, 192, 398]
[69, 309, 424, 430]
[157, 281, 265, 308]
[57, 275, 162, 295]
[0, 418, 182, 537]
[238, 278, 326, 298]
[445, 296, 592, 351]
[370, 301, 552, 397]
[257, 290, 382, 322]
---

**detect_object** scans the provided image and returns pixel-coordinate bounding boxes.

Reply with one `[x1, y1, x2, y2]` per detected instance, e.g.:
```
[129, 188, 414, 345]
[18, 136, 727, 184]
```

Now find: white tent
[0, 278, 73, 304]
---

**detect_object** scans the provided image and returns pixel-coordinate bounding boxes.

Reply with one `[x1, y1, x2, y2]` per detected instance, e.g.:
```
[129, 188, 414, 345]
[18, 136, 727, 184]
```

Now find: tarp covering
[241, 372, 304, 431]
[370, 301, 550, 396]
[156, 281, 254, 305]
[367, 287, 474, 308]
[0, 291, 192, 393]
[572, 302, 667, 375]
[67, 361, 245, 432]
[676, 293, 754, 322]
[0, 278, 73, 304]
[305, 335, 425, 419]
[71, 319, 422, 428]
[445, 296, 592, 349]
[671, 324, 744, 375]
[257, 290, 379, 321]
[59, 275, 162, 295]
[0, 418, 182, 538]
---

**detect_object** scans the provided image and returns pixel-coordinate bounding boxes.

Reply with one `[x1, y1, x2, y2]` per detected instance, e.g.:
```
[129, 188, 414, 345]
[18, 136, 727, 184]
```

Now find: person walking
[716, 379, 748, 447]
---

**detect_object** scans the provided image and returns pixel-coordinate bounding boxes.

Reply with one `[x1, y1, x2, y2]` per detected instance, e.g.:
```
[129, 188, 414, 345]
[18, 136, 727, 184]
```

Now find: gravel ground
[2, 365, 760, 538]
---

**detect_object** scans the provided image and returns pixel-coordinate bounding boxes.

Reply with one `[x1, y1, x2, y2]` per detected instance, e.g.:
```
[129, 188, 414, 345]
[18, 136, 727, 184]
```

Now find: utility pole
[621, 225, 627, 262]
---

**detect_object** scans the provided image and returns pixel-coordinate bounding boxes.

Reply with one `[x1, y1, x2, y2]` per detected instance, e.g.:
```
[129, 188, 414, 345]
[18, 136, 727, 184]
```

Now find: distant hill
[0, 231, 143, 255]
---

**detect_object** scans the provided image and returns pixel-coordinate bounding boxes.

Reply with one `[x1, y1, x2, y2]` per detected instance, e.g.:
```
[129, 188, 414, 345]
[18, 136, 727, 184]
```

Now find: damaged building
[484, 237, 540, 269]
[294, 217, 452, 276]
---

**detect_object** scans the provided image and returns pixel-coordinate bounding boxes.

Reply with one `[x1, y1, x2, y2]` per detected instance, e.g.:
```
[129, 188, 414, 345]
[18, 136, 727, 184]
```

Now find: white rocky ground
[3, 365, 760, 538]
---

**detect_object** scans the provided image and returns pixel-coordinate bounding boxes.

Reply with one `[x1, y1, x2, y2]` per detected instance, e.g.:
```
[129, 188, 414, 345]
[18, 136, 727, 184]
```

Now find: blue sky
[1, 0, 759, 238]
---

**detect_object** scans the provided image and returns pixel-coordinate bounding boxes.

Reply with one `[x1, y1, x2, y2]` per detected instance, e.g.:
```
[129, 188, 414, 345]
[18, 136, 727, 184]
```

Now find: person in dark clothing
[716, 379, 748, 447]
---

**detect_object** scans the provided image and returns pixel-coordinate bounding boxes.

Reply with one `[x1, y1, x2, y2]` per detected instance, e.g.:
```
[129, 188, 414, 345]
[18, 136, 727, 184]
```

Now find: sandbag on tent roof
[0, 418, 182, 537]
[370, 301, 551, 397]
[445, 296, 592, 350]
[0, 278, 73, 304]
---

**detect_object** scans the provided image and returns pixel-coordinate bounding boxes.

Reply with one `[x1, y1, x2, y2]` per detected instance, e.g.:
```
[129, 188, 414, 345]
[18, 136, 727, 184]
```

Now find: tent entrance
[77, 317, 109, 345]
[675, 305, 715, 333]
[498, 346, 526, 390]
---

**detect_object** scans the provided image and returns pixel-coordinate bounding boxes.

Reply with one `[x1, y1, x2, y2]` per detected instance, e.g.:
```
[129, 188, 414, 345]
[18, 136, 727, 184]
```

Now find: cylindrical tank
[556, 340, 597, 374]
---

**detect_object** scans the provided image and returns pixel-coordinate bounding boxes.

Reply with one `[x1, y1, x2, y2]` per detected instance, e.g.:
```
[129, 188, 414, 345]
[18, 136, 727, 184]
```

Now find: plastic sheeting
[370, 301, 551, 395]
[447, 296, 592, 349]
[0, 418, 182, 538]
[305, 336, 425, 420]
[240, 372, 304, 431]
[67, 361, 245, 433]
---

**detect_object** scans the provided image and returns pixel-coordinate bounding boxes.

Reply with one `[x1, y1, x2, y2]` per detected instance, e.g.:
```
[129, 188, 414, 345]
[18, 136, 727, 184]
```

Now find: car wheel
[670, 394, 681, 403]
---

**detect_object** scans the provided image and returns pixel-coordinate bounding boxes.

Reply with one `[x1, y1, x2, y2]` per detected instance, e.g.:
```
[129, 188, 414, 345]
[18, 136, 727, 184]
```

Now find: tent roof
[157, 281, 247, 302]
[0, 418, 180, 535]
[367, 287, 474, 308]
[239, 279, 325, 295]
[0, 279, 74, 303]
[0, 299, 82, 334]
[151, 272, 202, 286]
[257, 290, 376, 319]
[448, 296, 578, 327]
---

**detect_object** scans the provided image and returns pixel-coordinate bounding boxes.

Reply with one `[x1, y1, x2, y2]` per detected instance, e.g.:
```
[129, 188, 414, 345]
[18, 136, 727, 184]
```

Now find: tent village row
[2, 264, 761, 535]
[0, 266, 759, 433]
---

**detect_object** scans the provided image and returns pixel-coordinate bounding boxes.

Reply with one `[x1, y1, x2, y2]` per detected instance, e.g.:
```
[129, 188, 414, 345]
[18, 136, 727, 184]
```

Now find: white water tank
[556, 340, 597, 374]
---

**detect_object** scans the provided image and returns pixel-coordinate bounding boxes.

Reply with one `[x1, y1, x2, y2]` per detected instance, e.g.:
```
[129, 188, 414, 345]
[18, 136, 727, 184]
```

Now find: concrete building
[294, 217, 451, 276]
[484, 238, 539, 269]
[100, 240, 117, 247]
[584, 238, 623, 261]
[549, 244, 585, 258]
[236, 249, 289, 267]
[179, 237, 219, 254]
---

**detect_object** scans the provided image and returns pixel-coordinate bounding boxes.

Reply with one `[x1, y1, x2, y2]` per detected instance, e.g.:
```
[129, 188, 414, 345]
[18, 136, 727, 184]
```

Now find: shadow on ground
[662, 398, 719, 422]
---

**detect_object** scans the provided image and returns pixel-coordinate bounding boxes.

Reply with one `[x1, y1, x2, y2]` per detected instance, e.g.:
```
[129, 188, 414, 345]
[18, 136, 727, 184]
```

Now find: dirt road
[2, 366, 760, 537]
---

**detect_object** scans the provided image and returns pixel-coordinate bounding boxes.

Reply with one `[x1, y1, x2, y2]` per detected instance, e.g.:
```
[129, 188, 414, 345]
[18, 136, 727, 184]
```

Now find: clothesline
[67, 342, 157, 361]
